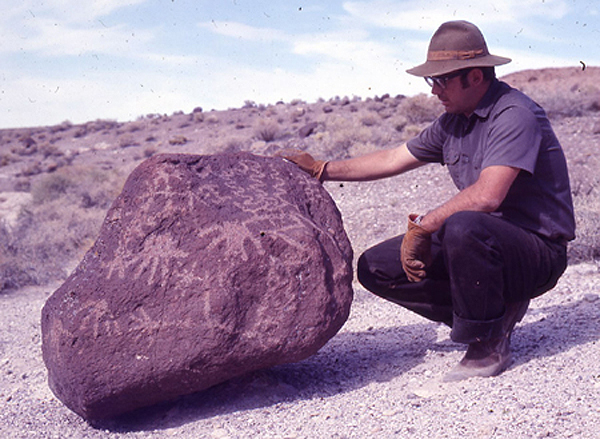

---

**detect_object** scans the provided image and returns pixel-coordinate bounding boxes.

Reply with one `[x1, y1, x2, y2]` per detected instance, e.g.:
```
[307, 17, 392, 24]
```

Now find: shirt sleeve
[482, 105, 542, 174]
[406, 116, 448, 164]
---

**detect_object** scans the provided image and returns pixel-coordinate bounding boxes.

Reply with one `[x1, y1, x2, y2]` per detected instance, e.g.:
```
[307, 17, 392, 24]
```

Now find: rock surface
[41, 152, 353, 421]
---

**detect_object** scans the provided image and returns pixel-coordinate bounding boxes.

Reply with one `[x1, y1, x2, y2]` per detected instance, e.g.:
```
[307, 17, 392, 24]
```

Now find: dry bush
[76, 119, 120, 137]
[48, 120, 73, 134]
[403, 124, 424, 138]
[143, 146, 158, 158]
[390, 115, 409, 132]
[30, 173, 73, 204]
[168, 135, 188, 146]
[310, 113, 390, 159]
[223, 137, 251, 153]
[32, 165, 122, 209]
[569, 207, 600, 263]
[397, 93, 443, 124]
[0, 165, 124, 293]
[206, 114, 219, 124]
[0, 152, 15, 167]
[567, 154, 600, 263]
[118, 134, 140, 148]
[542, 86, 600, 118]
[0, 202, 105, 292]
[0, 223, 40, 291]
[503, 69, 600, 119]
[360, 114, 380, 127]
[254, 120, 281, 142]
[38, 142, 64, 159]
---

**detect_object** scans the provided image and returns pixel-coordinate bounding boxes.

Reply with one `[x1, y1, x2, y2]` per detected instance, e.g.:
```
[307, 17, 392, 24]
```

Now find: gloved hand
[276, 149, 328, 182]
[401, 214, 432, 282]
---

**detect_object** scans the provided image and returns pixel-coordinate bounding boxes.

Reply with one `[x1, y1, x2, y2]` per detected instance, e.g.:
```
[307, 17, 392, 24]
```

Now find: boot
[443, 300, 530, 382]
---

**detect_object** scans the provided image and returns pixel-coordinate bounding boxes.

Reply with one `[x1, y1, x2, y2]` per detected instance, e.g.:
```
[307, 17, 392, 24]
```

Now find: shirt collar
[471, 78, 504, 119]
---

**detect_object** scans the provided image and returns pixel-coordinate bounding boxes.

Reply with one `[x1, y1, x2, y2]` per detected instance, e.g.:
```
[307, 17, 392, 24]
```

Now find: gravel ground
[1, 262, 599, 438]
[1, 174, 599, 439]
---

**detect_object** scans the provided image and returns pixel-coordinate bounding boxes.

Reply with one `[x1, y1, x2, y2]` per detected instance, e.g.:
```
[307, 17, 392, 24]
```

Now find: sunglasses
[425, 68, 472, 89]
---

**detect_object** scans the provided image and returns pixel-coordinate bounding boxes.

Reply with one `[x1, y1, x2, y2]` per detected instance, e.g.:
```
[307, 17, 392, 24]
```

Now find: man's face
[428, 69, 479, 116]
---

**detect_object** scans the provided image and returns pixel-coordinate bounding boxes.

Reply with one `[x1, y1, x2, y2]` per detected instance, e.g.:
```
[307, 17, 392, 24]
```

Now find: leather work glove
[276, 149, 328, 182]
[401, 214, 433, 282]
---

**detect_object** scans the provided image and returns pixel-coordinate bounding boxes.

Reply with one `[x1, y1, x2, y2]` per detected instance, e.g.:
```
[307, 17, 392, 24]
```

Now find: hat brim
[406, 54, 511, 77]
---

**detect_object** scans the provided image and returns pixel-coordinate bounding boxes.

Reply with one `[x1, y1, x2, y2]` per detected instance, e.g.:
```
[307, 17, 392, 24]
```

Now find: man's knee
[357, 251, 375, 291]
[439, 211, 492, 249]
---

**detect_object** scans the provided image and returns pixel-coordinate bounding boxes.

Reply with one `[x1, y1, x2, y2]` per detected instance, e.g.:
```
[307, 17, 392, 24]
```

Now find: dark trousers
[357, 211, 567, 344]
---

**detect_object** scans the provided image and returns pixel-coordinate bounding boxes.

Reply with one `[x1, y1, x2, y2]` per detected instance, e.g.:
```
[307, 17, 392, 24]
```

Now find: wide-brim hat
[407, 20, 511, 77]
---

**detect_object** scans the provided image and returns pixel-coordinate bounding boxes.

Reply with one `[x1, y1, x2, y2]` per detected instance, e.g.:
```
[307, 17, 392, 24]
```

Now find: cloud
[0, 0, 152, 56]
[4, 0, 148, 24]
[4, 20, 153, 57]
[342, 0, 571, 31]
[198, 21, 287, 42]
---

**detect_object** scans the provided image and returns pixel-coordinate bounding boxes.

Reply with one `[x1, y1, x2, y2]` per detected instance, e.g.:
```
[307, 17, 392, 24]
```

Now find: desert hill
[1, 66, 598, 293]
[0, 67, 600, 438]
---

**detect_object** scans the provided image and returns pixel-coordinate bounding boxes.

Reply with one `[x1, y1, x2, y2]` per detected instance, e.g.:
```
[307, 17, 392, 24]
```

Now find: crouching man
[282, 20, 575, 381]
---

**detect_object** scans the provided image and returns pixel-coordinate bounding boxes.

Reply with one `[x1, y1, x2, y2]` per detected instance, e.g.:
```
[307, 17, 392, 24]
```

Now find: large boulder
[41, 152, 353, 421]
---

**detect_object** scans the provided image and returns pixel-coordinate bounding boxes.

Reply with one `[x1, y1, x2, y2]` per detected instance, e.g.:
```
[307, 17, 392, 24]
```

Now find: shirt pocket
[443, 143, 463, 188]
[443, 149, 460, 166]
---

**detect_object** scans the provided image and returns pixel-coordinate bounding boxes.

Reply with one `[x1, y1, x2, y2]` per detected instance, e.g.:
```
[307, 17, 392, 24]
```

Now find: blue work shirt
[407, 79, 575, 243]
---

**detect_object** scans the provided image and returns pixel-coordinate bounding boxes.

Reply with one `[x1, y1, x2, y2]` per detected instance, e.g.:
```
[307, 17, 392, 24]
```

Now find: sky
[1, 0, 599, 129]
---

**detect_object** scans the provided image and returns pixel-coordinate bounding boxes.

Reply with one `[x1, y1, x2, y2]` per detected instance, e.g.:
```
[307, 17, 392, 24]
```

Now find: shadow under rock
[510, 296, 600, 368]
[99, 322, 437, 432]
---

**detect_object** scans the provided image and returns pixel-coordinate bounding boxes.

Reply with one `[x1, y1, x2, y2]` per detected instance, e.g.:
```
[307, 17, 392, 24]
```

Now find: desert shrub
[254, 120, 281, 142]
[0, 165, 124, 292]
[118, 134, 139, 148]
[391, 115, 409, 132]
[360, 114, 379, 127]
[206, 114, 219, 124]
[398, 93, 443, 124]
[11, 138, 37, 156]
[168, 135, 188, 146]
[49, 120, 73, 134]
[403, 124, 424, 138]
[127, 121, 145, 133]
[143, 146, 158, 158]
[0, 224, 40, 292]
[223, 137, 251, 153]
[38, 142, 64, 159]
[312, 114, 389, 159]
[74, 120, 120, 138]
[568, 205, 600, 263]
[30, 173, 73, 204]
[31, 165, 122, 209]
[515, 82, 600, 119]
[0, 153, 14, 167]
[0, 201, 106, 293]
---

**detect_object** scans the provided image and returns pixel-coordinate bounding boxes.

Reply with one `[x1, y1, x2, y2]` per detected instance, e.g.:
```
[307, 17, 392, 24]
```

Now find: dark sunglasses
[425, 68, 472, 89]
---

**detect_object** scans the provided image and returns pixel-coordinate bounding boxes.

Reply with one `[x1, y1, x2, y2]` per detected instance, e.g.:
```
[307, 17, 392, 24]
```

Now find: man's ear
[470, 68, 485, 86]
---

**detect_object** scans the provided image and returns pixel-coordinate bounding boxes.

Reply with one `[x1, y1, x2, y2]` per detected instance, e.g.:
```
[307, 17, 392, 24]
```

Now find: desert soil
[1, 67, 600, 438]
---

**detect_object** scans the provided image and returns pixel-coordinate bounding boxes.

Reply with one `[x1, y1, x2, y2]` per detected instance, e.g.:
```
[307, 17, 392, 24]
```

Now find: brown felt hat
[407, 20, 511, 77]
